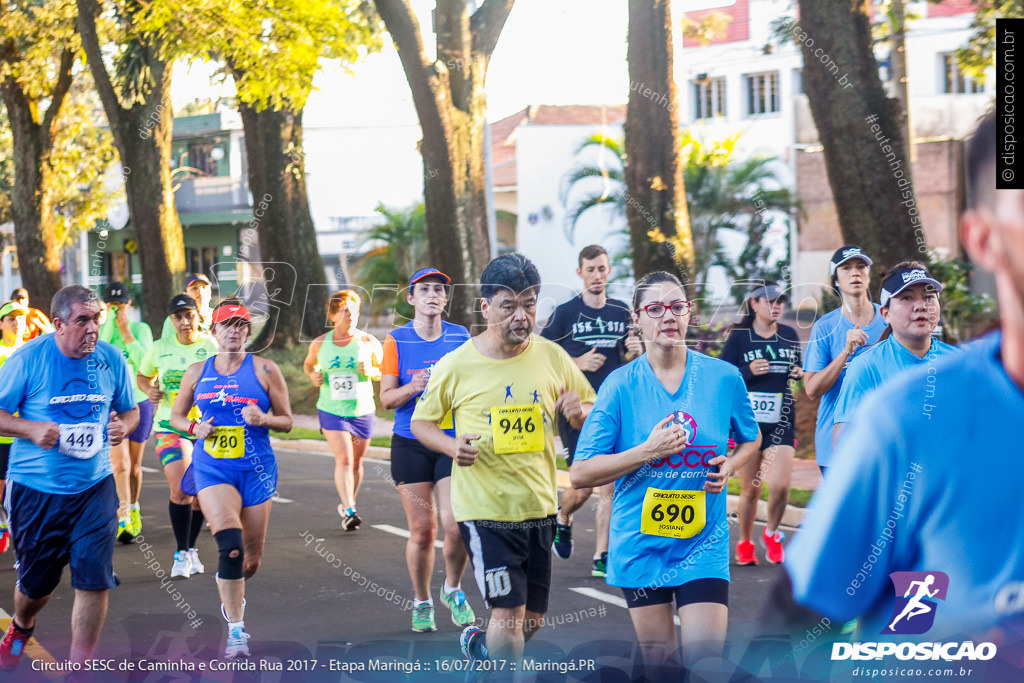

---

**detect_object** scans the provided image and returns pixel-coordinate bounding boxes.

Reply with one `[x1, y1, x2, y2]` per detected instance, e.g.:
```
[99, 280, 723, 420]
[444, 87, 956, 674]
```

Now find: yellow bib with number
[168, 391, 201, 421]
[490, 405, 544, 454]
[205, 425, 244, 459]
[640, 488, 706, 539]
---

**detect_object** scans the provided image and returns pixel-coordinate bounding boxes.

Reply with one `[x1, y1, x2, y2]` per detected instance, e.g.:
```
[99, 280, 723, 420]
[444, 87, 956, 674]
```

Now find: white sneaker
[188, 548, 205, 574]
[171, 550, 191, 579]
[224, 623, 251, 659]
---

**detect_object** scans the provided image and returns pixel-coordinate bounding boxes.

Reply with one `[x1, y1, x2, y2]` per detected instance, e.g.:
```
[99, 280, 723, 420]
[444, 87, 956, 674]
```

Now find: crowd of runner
[0, 113, 1017, 679]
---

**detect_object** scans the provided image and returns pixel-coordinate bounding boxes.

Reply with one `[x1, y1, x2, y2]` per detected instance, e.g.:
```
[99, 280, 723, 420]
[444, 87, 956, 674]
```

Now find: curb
[272, 439, 806, 527]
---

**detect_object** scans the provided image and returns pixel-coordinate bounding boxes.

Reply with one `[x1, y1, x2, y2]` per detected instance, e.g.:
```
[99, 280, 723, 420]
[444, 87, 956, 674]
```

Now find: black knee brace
[214, 528, 244, 580]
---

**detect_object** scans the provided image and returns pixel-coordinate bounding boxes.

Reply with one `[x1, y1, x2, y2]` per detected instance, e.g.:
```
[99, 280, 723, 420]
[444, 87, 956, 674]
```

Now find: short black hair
[966, 112, 996, 210]
[480, 253, 541, 300]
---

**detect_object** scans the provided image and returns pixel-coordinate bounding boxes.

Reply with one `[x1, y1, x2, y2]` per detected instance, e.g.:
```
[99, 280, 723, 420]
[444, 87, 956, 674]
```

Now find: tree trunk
[374, 0, 513, 329]
[794, 0, 924, 291]
[236, 101, 327, 348]
[890, 0, 914, 166]
[1, 73, 69, 314]
[625, 0, 693, 285]
[77, 0, 185, 331]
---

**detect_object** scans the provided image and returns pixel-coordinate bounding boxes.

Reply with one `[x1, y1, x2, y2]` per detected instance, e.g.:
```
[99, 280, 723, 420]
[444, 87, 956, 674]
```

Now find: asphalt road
[0, 442, 790, 682]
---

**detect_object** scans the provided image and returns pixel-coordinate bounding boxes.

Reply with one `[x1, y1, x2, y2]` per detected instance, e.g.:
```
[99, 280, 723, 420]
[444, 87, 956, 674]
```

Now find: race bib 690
[640, 488, 706, 539]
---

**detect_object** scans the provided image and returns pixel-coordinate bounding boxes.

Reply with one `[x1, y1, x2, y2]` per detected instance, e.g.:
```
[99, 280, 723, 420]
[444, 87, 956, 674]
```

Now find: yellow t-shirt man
[413, 335, 596, 523]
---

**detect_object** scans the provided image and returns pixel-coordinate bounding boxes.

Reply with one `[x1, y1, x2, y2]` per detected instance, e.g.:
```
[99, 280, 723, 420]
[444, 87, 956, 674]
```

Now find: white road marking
[569, 587, 680, 625]
[372, 523, 444, 549]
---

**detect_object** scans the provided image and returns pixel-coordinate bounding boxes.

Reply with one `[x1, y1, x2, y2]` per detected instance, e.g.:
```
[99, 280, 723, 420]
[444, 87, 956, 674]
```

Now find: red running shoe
[0, 621, 32, 670]
[762, 528, 786, 564]
[0, 529, 9, 554]
[735, 540, 758, 565]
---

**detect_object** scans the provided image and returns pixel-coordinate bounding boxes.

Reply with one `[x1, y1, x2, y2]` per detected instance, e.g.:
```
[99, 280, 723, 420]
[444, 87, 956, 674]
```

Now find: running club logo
[884, 571, 949, 635]
[650, 411, 719, 469]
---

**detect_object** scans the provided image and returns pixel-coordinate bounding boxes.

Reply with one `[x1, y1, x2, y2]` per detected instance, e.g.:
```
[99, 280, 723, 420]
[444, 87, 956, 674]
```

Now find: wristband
[188, 421, 197, 436]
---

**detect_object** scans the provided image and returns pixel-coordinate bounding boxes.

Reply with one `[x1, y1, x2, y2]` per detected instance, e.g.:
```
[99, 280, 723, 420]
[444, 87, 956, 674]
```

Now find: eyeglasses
[636, 300, 692, 318]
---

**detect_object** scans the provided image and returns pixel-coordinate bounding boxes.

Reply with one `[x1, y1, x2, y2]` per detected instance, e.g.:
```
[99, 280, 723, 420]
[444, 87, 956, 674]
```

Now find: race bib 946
[490, 405, 544, 454]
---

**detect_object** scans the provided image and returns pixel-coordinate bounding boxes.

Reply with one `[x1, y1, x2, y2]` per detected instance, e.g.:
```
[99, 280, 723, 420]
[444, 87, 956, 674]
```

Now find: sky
[172, 0, 635, 127]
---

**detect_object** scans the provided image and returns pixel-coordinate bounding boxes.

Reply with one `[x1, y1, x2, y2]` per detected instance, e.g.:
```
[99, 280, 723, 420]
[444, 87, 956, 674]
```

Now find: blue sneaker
[460, 625, 488, 660]
[552, 512, 573, 560]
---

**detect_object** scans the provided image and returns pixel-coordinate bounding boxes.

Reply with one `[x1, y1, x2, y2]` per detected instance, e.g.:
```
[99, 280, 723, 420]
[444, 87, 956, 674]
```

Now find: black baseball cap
[103, 282, 131, 304]
[829, 246, 874, 275]
[168, 294, 199, 315]
[880, 265, 943, 308]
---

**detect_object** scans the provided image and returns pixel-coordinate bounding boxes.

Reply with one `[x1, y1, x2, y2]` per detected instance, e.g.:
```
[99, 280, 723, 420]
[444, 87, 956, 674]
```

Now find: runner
[99, 282, 154, 543]
[719, 282, 801, 566]
[802, 246, 886, 475]
[160, 273, 214, 339]
[0, 285, 139, 670]
[303, 290, 382, 531]
[832, 261, 959, 442]
[10, 288, 53, 342]
[169, 300, 292, 658]
[0, 301, 26, 553]
[379, 268, 475, 633]
[137, 294, 218, 579]
[540, 245, 641, 577]
[411, 253, 595, 664]
[571, 271, 761, 674]
[770, 113, 1024, 653]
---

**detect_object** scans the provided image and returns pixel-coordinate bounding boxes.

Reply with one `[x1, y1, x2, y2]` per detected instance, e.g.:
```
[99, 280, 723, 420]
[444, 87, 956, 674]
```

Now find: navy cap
[409, 267, 451, 293]
[185, 273, 211, 288]
[880, 265, 943, 308]
[829, 246, 874, 275]
[168, 294, 199, 315]
[103, 281, 131, 304]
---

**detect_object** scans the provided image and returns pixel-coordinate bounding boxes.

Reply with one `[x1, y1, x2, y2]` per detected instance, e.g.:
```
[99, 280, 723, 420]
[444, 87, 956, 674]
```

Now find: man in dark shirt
[540, 245, 641, 576]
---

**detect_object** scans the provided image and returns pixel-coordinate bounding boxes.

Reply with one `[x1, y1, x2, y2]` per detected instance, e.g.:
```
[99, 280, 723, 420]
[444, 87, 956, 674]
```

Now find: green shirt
[0, 339, 22, 445]
[99, 316, 153, 403]
[316, 328, 382, 418]
[139, 333, 218, 431]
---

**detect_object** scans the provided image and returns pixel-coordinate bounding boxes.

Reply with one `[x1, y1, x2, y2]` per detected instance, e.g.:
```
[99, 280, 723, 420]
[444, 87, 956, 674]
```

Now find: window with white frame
[693, 77, 727, 119]
[745, 72, 780, 115]
[941, 53, 983, 94]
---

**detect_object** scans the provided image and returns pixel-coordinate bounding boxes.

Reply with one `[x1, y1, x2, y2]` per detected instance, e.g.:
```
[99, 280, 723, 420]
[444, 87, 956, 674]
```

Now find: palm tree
[356, 202, 427, 319]
[560, 131, 796, 298]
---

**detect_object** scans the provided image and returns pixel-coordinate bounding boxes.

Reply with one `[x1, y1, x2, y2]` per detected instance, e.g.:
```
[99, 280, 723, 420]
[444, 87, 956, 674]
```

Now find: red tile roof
[488, 105, 626, 187]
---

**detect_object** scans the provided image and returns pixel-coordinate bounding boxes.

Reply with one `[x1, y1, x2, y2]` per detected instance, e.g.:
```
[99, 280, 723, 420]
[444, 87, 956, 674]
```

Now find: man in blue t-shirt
[767, 113, 1024, 678]
[540, 245, 641, 577]
[0, 285, 138, 671]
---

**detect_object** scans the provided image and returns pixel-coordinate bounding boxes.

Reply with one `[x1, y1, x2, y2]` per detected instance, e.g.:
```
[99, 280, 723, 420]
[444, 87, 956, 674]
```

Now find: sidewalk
[274, 415, 817, 527]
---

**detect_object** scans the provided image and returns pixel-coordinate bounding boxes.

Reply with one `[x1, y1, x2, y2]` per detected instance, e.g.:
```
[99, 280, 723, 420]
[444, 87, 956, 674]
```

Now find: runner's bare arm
[169, 363, 204, 435]
[379, 372, 427, 410]
[804, 328, 867, 400]
[110, 405, 140, 445]
[410, 419, 479, 465]
[243, 359, 292, 432]
[303, 335, 325, 387]
[137, 371, 162, 403]
[571, 414, 689, 488]
[0, 410, 59, 448]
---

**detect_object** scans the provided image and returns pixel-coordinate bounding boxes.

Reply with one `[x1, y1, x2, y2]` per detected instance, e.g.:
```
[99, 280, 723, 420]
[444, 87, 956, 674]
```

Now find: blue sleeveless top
[192, 354, 273, 470]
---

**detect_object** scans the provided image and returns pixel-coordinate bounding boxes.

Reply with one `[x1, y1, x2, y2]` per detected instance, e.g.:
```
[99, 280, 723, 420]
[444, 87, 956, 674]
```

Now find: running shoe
[188, 548, 205, 574]
[339, 505, 362, 532]
[171, 550, 191, 579]
[460, 625, 488, 660]
[735, 540, 758, 566]
[117, 516, 135, 544]
[128, 506, 142, 537]
[762, 529, 786, 564]
[591, 552, 608, 578]
[224, 623, 251, 659]
[0, 527, 9, 554]
[552, 513, 573, 559]
[0, 621, 32, 670]
[411, 603, 437, 633]
[440, 588, 475, 626]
